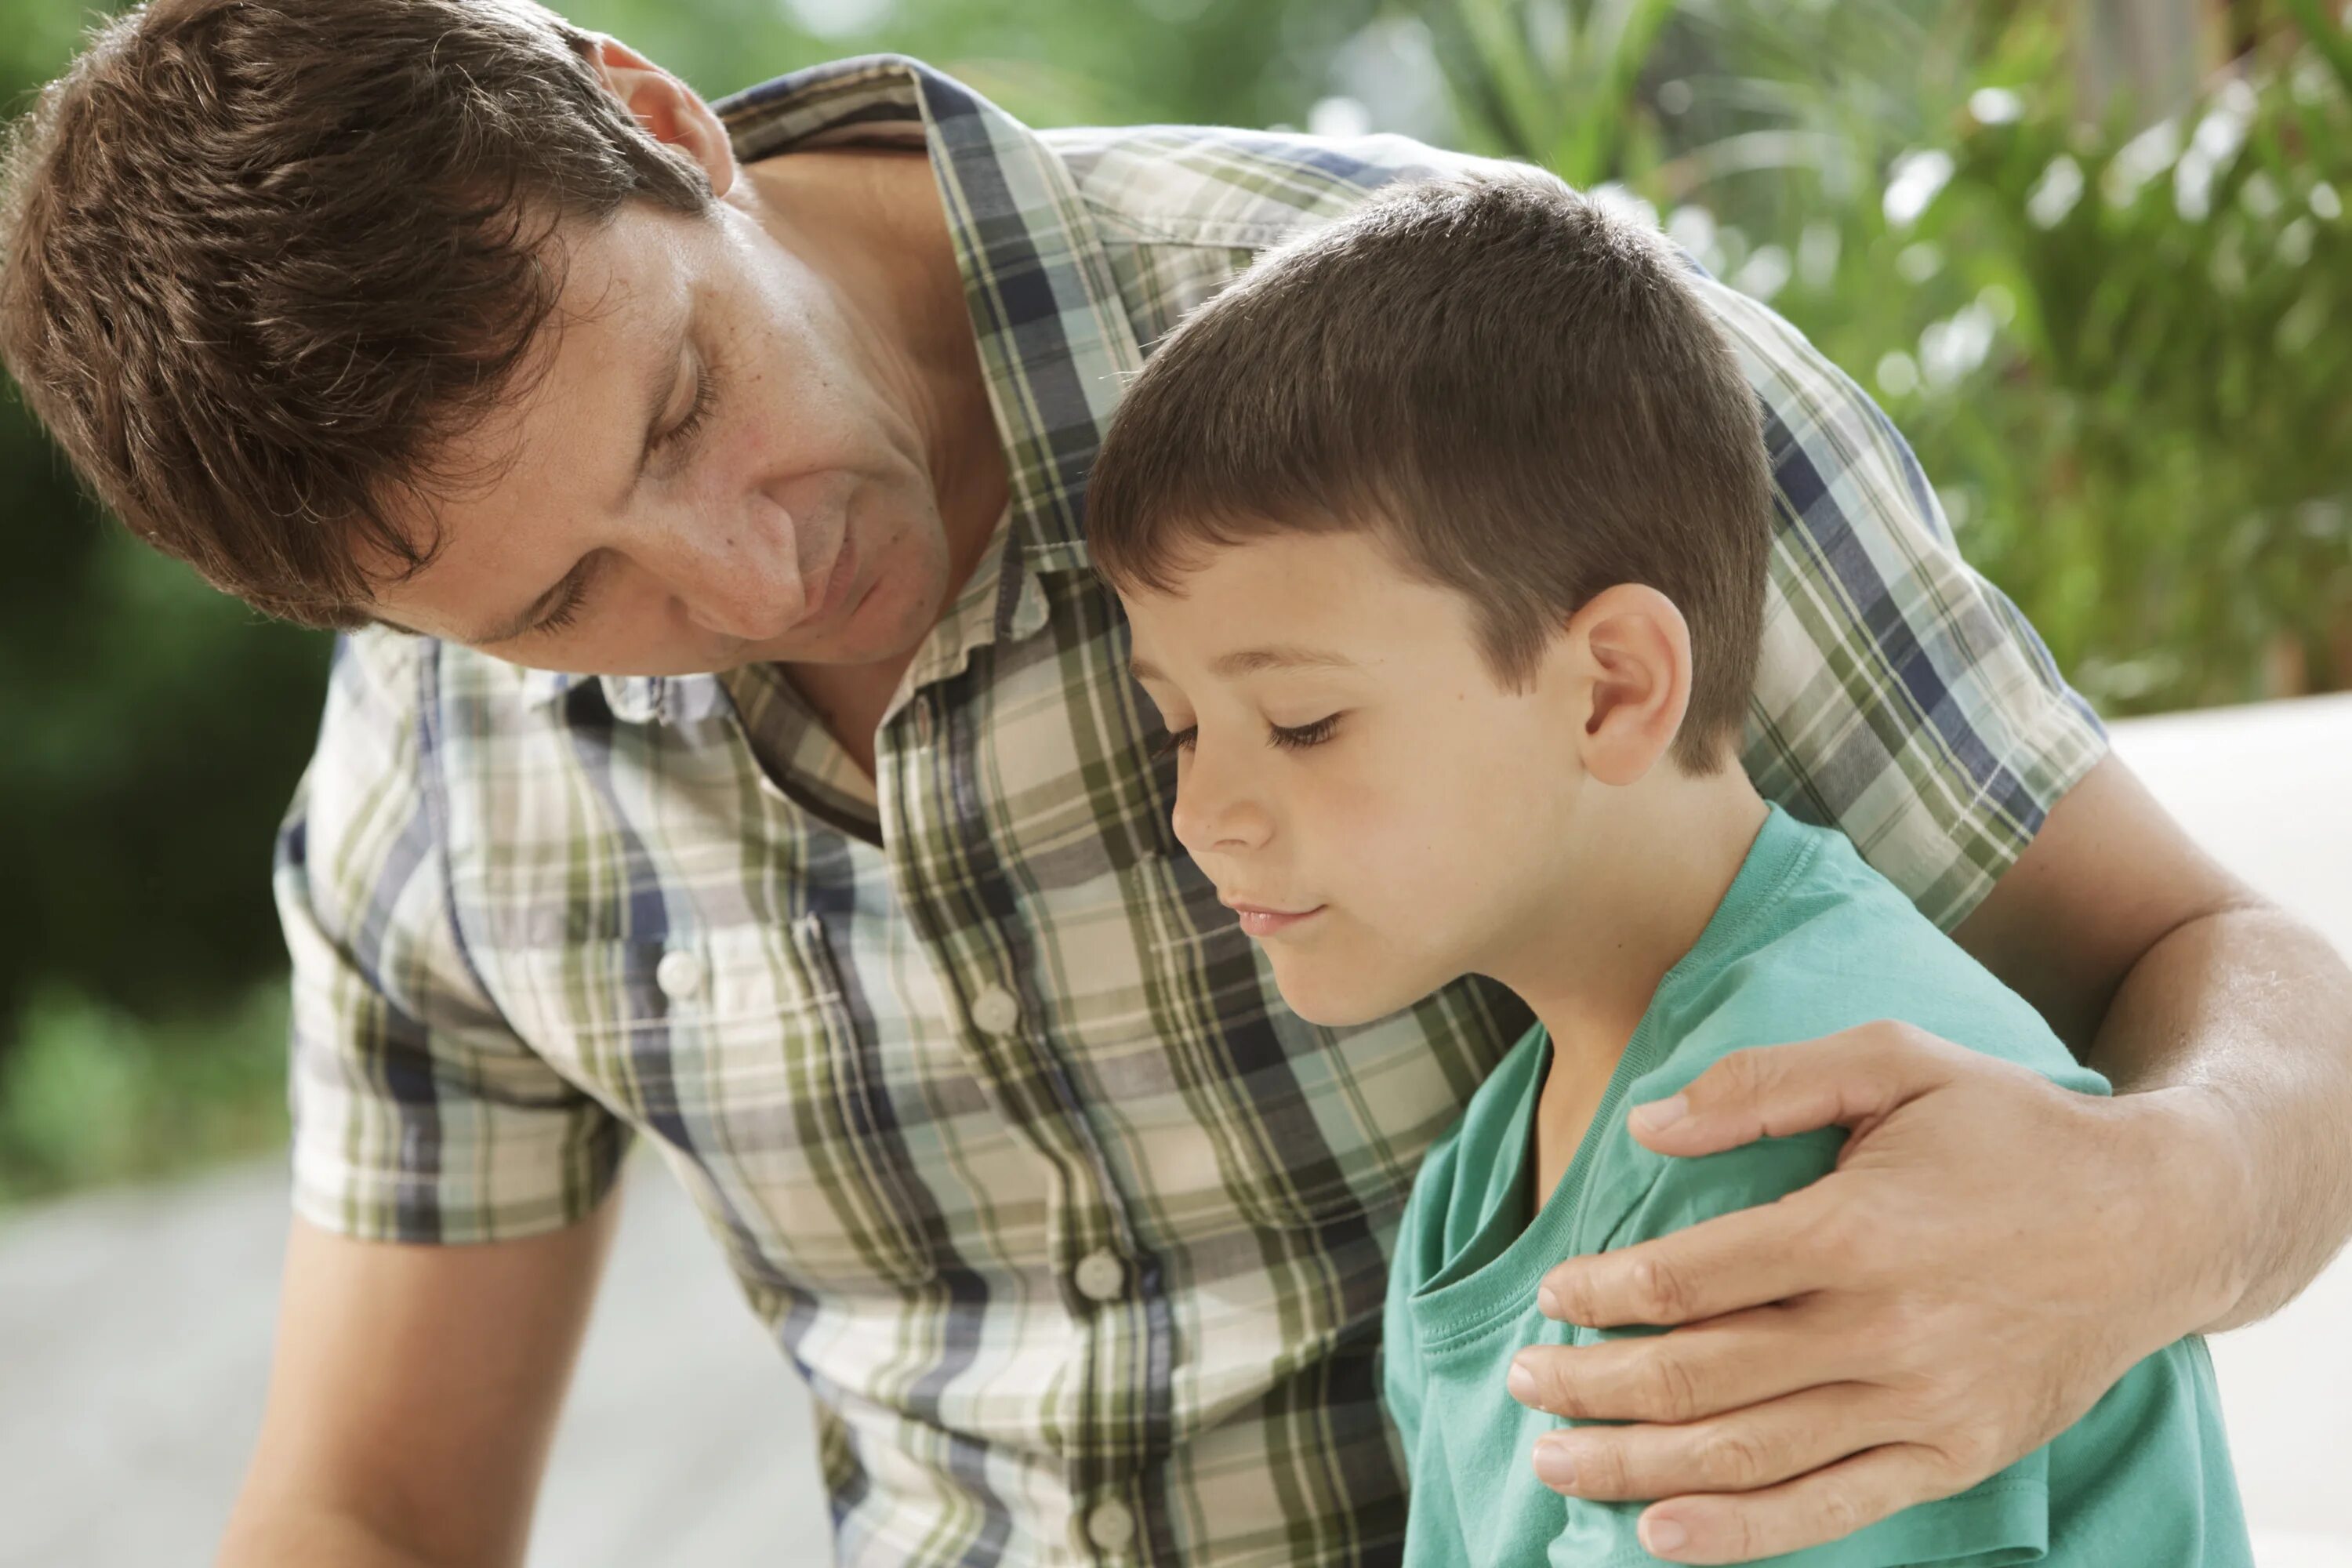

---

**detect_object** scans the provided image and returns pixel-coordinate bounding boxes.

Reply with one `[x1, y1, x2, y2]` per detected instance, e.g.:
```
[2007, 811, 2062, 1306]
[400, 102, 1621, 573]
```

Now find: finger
[1530, 1384, 1889, 1502]
[1539, 1187, 1830, 1327]
[1508, 1304, 1835, 1422]
[1624, 1024, 1955, 1159]
[1632, 1445, 1959, 1566]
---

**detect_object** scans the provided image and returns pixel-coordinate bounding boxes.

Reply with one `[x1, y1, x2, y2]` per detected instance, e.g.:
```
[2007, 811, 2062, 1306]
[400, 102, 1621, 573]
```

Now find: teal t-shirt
[1382, 806, 2250, 1567]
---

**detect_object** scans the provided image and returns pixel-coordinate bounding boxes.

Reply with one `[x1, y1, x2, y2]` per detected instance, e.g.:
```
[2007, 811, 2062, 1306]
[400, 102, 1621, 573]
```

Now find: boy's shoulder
[1637, 812, 2107, 1109]
[1575, 813, 2107, 1250]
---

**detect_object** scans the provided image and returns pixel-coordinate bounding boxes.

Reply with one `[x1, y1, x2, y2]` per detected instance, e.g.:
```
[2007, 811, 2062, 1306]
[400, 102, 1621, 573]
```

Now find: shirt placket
[883, 561, 1163, 1565]
[720, 54, 1171, 1561]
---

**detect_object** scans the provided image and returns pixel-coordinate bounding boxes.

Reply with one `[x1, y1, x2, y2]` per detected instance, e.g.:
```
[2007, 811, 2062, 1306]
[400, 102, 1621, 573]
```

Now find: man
[2, 3, 2345, 1566]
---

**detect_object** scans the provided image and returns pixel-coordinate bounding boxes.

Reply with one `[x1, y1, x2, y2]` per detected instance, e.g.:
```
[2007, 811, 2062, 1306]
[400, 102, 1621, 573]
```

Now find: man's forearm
[217, 1503, 471, 1568]
[2087, 899, 2352, 1330]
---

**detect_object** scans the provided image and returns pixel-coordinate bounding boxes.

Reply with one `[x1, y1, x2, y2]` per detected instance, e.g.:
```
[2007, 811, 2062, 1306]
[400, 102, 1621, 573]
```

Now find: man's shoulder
[1044, 122, 1501, 249]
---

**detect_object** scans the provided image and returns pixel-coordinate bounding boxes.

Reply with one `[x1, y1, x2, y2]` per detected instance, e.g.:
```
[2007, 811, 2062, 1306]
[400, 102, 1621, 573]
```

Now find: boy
[1083, 175, 2251, 1566]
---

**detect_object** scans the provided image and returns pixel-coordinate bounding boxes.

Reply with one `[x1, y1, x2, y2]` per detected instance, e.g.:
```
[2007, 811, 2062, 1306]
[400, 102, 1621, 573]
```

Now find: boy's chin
[1270, 966, 1416, 1030]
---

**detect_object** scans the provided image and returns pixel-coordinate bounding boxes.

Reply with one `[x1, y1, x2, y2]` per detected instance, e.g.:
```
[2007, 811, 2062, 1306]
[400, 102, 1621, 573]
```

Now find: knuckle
[1579, 1436, 1632, 1497]
[1888, 1374, 1965, 1435]
[1714, 1046, 1777, 1098]
[1632, 1254, 1693, 1323]
[1715, 1507, 1769, 1563]
[1938, 1428, 2004, 1484]
[1532, 1357, 1588, 1417]
[1816, 1481, 1869, 1541]
[1547, 1272, 1598, 1327]
[1805, 1203, 1867, 1274]
[1876, 1295, 1950, 1373]
[1875, 1017, 1925, 1051]
[1887, 1018, 1957, 1065]
[1697, 1427, 1773, 1490]
[1640, 1350, 1705, 1422]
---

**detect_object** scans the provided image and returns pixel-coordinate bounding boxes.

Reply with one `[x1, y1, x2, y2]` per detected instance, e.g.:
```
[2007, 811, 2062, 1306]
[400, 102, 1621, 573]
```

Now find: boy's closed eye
[1151, 714, 1346, 761]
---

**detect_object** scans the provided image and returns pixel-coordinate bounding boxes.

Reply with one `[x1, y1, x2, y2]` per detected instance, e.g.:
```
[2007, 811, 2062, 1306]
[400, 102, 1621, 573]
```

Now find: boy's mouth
[1221, 898, 1327, 938]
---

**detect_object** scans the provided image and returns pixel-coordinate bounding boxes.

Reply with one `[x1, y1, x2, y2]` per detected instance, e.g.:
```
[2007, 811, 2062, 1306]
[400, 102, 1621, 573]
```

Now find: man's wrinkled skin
[216, 35, 2352, 1568]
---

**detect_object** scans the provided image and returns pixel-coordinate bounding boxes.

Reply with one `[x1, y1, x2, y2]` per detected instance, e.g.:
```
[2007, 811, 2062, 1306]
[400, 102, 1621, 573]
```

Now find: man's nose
[1171, 739, 1273, 855]
[657, 495, 810, 641]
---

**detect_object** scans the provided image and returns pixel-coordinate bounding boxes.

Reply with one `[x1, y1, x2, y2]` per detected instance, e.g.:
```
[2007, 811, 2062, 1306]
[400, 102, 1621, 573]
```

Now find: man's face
[1120, 531, 1592, 1027]
[368, 192, 960, 676]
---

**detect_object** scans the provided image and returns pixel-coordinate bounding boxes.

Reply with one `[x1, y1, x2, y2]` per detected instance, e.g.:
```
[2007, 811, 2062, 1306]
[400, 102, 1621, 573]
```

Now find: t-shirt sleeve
[1551, 1134, 2050, 1568]
[1689, 269, 2108, 933]
[274, 632, 630, 1243]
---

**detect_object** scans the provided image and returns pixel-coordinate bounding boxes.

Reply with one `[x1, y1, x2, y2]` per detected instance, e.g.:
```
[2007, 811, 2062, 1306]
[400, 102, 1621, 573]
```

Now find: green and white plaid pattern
[274, 55, 2107, 1567]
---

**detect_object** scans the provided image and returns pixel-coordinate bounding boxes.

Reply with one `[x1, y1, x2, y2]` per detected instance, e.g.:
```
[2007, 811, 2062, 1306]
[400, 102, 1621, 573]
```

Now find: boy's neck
[1486, 757, 1770, 1199]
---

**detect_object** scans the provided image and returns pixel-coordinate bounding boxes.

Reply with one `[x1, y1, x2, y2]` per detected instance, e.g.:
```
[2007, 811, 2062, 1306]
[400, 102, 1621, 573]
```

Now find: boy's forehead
[1116, 532, 1460, 682]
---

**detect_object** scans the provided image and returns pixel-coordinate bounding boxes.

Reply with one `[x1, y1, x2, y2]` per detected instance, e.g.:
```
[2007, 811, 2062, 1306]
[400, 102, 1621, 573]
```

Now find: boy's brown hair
[0, 0, 712, 628]
[1087, 174, 1774, 772]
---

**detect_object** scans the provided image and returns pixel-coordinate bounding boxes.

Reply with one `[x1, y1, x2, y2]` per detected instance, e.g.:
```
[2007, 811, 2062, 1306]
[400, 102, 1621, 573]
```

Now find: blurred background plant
[2, 0, 2345, 1203]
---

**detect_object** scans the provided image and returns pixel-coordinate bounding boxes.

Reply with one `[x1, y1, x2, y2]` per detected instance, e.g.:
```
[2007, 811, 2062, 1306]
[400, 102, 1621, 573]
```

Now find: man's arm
[218, 1196, 619, 1568]
[1503, 753, 2352, 1565]
[1953, 751, 2352, 1329]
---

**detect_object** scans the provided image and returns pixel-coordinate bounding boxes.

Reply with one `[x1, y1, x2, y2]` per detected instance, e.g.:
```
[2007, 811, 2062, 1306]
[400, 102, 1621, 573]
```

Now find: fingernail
[1537, 1285, 1564, 1319]
[1533, 1437, 1577, 1488]
[1643, 1516, 1689, 1554]
[1632, 1094, 1688, 1133]
[1508, 1359, 1537, 1402]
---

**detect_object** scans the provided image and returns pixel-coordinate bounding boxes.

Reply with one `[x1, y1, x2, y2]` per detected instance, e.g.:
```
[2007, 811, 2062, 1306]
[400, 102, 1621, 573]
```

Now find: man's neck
[739, 148, 1003, 551]
[1493, 763, 1770, 1201]
[735, 150, 1008, 773]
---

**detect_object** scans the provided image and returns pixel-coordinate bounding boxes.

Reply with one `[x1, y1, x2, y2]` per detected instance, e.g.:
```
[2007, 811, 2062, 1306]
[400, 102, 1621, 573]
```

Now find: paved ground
[5, 696, 2350, 1566]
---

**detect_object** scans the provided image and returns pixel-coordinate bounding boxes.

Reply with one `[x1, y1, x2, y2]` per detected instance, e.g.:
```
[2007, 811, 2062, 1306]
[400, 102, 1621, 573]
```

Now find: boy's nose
[1171, 753, 1273, 855]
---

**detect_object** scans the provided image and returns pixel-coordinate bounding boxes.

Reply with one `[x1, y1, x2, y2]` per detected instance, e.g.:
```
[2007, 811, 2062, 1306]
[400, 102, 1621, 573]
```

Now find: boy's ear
[585, 35, 738, 200]
[1564, 584, 1694, 787]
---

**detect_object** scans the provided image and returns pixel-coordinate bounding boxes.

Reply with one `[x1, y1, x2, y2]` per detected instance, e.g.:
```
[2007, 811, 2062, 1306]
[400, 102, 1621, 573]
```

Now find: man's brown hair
[1087, 174, 1774, 772]
[0, 0, 713, 628]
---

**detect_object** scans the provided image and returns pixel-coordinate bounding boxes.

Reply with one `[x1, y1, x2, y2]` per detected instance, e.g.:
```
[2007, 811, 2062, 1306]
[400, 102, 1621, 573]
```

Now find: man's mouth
[800, 524, 860, 626]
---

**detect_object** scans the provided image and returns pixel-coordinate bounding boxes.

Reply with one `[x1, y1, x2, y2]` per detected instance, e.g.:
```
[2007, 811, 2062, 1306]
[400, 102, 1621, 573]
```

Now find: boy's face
[1120, 531, 1592, 1027]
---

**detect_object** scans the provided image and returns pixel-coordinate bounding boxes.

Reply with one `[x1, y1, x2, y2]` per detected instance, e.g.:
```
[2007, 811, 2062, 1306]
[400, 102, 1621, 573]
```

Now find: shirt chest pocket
[486, 917, 949, 1290]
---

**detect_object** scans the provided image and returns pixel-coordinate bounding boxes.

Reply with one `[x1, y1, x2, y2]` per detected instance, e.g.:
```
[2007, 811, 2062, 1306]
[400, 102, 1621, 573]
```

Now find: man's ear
[584, 35, 737, 200]
[1565, 583, 1694, 788]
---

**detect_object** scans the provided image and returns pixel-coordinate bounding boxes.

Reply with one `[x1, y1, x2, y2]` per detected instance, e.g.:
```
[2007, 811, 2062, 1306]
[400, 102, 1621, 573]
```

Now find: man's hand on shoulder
[1506, 1024, 2228, 1564]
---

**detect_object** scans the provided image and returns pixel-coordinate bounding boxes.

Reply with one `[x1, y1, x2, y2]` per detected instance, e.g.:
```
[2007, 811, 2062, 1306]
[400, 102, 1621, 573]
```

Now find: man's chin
[751, 532, 948, 670]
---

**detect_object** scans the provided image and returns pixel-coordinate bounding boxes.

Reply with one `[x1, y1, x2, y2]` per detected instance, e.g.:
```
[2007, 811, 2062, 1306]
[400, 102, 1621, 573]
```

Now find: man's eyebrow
[1127, 646, 1359, 684]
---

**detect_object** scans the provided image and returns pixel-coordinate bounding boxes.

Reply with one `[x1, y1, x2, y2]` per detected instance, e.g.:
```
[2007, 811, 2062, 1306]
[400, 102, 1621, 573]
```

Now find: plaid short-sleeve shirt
[275, 54, 2107, 1568]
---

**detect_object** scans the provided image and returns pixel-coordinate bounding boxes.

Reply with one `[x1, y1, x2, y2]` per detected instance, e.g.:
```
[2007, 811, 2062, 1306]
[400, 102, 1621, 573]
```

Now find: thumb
[1625, 1022, 1955, 1157]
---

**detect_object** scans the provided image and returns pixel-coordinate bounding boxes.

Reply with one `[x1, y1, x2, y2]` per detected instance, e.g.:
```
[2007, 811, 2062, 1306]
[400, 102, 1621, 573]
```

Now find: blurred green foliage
[1441, 0, 2352, 712]
[1, 0, 2346, 1203]
[0, 984, 289, 1201]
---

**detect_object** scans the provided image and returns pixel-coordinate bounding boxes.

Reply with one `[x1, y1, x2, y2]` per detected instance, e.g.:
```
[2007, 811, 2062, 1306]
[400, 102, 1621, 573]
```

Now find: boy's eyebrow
[1128, 645, 1360, 684]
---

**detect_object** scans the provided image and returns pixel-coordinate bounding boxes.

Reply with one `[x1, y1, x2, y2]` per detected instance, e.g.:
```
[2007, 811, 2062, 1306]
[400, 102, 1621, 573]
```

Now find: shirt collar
[525, 56, 1137, 722]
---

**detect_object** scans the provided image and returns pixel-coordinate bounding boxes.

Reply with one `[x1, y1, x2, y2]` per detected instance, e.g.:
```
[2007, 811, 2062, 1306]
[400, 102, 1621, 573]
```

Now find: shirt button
[1073, 1249, 1126, 1303]
[1084, 1499, 1136, 1552]
[970, 985, 1021, 1036]
[655, 949, 705, 1000]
